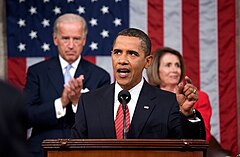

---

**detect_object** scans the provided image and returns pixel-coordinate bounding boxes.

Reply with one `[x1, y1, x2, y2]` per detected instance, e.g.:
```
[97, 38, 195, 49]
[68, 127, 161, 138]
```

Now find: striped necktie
[115, 104, 130, 139]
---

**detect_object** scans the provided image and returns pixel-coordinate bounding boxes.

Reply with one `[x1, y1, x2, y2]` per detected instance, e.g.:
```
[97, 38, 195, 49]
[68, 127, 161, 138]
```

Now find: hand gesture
[61, 75, 84, 107]
[175, 76, 198, 115]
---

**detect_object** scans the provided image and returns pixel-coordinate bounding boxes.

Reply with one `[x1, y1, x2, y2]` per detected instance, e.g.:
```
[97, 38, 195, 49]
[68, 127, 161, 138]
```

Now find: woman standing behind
[147, 47, 212, 141]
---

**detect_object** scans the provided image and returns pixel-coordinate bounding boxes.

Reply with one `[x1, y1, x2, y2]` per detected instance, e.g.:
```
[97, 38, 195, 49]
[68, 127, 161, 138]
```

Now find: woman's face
[158, 53, 181, 87]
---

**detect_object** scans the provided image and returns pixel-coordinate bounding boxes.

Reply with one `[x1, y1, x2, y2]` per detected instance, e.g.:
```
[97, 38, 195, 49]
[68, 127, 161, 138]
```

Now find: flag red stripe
[182, 0, 200, 88]
[148, 0, 164, 53]
[7, 57, 26, 90]
[82, 56, 96, 64]
[218, 0, 238, 155]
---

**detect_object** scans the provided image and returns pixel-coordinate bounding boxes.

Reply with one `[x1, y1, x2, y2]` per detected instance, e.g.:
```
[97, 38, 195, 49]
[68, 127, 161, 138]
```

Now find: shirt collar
[59, 55, 81, 70]
[114, 77, 144, 104]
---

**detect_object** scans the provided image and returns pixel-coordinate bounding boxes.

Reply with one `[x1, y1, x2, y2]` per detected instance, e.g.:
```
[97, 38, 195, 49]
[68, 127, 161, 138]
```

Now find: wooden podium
[42, 139, 208, 157]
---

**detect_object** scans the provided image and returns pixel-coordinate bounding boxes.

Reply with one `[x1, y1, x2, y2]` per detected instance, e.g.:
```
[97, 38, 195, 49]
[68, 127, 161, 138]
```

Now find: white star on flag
[18, 43, 26, 52]
[89, 18, 98, 27]
[29, 6, 37, 15]
[41, 43, 50, 52]
[29, 30, 37, 39]
[100, 30, 109, 38]
[77, 6, 85, 14]
[41, 19, 50, 27]
[53, 6, 61, 15]
[89, 42, 98, 51]
[17, 19, 26, 27]
[101, 6, 109, 14]
[113, 18, 121, 26]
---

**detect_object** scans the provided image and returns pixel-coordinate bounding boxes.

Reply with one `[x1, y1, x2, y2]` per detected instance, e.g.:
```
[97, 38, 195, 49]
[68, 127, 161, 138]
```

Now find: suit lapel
[128, 81, 157, 138]
[48, 58, 90, 96]
[97, 84, 116, 138]
[48, 57, 64, 95]
[74, 59, 90, 81]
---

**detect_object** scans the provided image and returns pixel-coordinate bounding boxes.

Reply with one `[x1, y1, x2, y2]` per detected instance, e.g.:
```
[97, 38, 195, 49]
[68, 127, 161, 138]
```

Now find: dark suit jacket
[71, 80, 206, 139]
[0, 80, 29, 157]
[24, 57, 110, 156]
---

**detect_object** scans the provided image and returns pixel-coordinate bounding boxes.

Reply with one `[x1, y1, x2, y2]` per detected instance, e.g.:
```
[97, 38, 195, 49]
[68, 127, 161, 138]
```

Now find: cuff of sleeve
[188, 117, 201, 123]
[54, 98, 66, 119]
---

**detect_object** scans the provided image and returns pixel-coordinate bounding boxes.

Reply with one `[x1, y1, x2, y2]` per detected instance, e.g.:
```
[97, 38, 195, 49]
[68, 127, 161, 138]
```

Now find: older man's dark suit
[24, 57, 110, 156]
[71, 80, 206, 139]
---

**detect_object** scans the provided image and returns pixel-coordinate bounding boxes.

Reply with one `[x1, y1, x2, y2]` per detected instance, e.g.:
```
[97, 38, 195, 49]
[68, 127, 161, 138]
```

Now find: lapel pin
[144, 106, 149, 110]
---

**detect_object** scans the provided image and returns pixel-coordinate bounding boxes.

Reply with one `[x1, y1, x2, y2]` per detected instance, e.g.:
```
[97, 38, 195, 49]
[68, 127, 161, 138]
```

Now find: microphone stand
[122, 99, 127, 139]
[118, 90, 131, 139]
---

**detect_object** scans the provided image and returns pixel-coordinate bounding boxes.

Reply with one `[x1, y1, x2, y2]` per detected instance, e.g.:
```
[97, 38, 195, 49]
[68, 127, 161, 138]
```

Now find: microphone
[118, 90, 131, 139]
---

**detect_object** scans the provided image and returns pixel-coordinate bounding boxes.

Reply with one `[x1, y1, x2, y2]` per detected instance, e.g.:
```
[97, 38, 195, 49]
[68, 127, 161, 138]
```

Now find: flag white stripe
[129, 0, 147, 32]
[199, 0, 220, 141]
[129, 0, 148, 80]
[27, 57, 45, 69]
[96, 56, 114, 83]
[164, 0, 182, 53]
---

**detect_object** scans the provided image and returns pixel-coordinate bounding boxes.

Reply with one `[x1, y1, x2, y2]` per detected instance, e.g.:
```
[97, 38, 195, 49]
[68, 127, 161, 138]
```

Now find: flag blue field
[7, 0, 128, 57]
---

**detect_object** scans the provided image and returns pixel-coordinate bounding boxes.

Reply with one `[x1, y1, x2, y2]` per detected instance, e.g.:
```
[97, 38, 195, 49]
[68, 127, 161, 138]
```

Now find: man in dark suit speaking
[71, 28, 206, 139]
[24, 13, 110, 157]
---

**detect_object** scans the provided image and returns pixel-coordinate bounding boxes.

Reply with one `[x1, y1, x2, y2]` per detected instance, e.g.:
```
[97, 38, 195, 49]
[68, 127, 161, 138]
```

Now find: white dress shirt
[114, 78, 144, 122]
[54, 55, 81, 119]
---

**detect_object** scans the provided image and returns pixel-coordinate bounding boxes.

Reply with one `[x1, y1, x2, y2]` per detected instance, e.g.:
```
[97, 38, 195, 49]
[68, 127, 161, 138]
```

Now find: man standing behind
[0, 80, 29, 157]
[71, 28, 205, 139]
[24, 13, 110, 157]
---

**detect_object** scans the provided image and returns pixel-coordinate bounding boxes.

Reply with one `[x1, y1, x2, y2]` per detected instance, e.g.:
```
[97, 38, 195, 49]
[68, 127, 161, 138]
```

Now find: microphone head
[118, 90, 131, 104]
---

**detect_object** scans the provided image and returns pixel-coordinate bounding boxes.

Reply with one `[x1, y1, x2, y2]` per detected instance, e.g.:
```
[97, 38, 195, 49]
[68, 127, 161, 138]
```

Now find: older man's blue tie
[64, 64, 72, 85]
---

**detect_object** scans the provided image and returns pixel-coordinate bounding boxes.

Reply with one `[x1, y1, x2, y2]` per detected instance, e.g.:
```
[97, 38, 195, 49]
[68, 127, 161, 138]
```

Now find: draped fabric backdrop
[7, 0, 238, 155]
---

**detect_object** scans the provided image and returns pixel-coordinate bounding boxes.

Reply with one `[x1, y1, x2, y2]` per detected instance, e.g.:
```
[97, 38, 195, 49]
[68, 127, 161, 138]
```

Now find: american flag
[7, 0, 238, 156]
